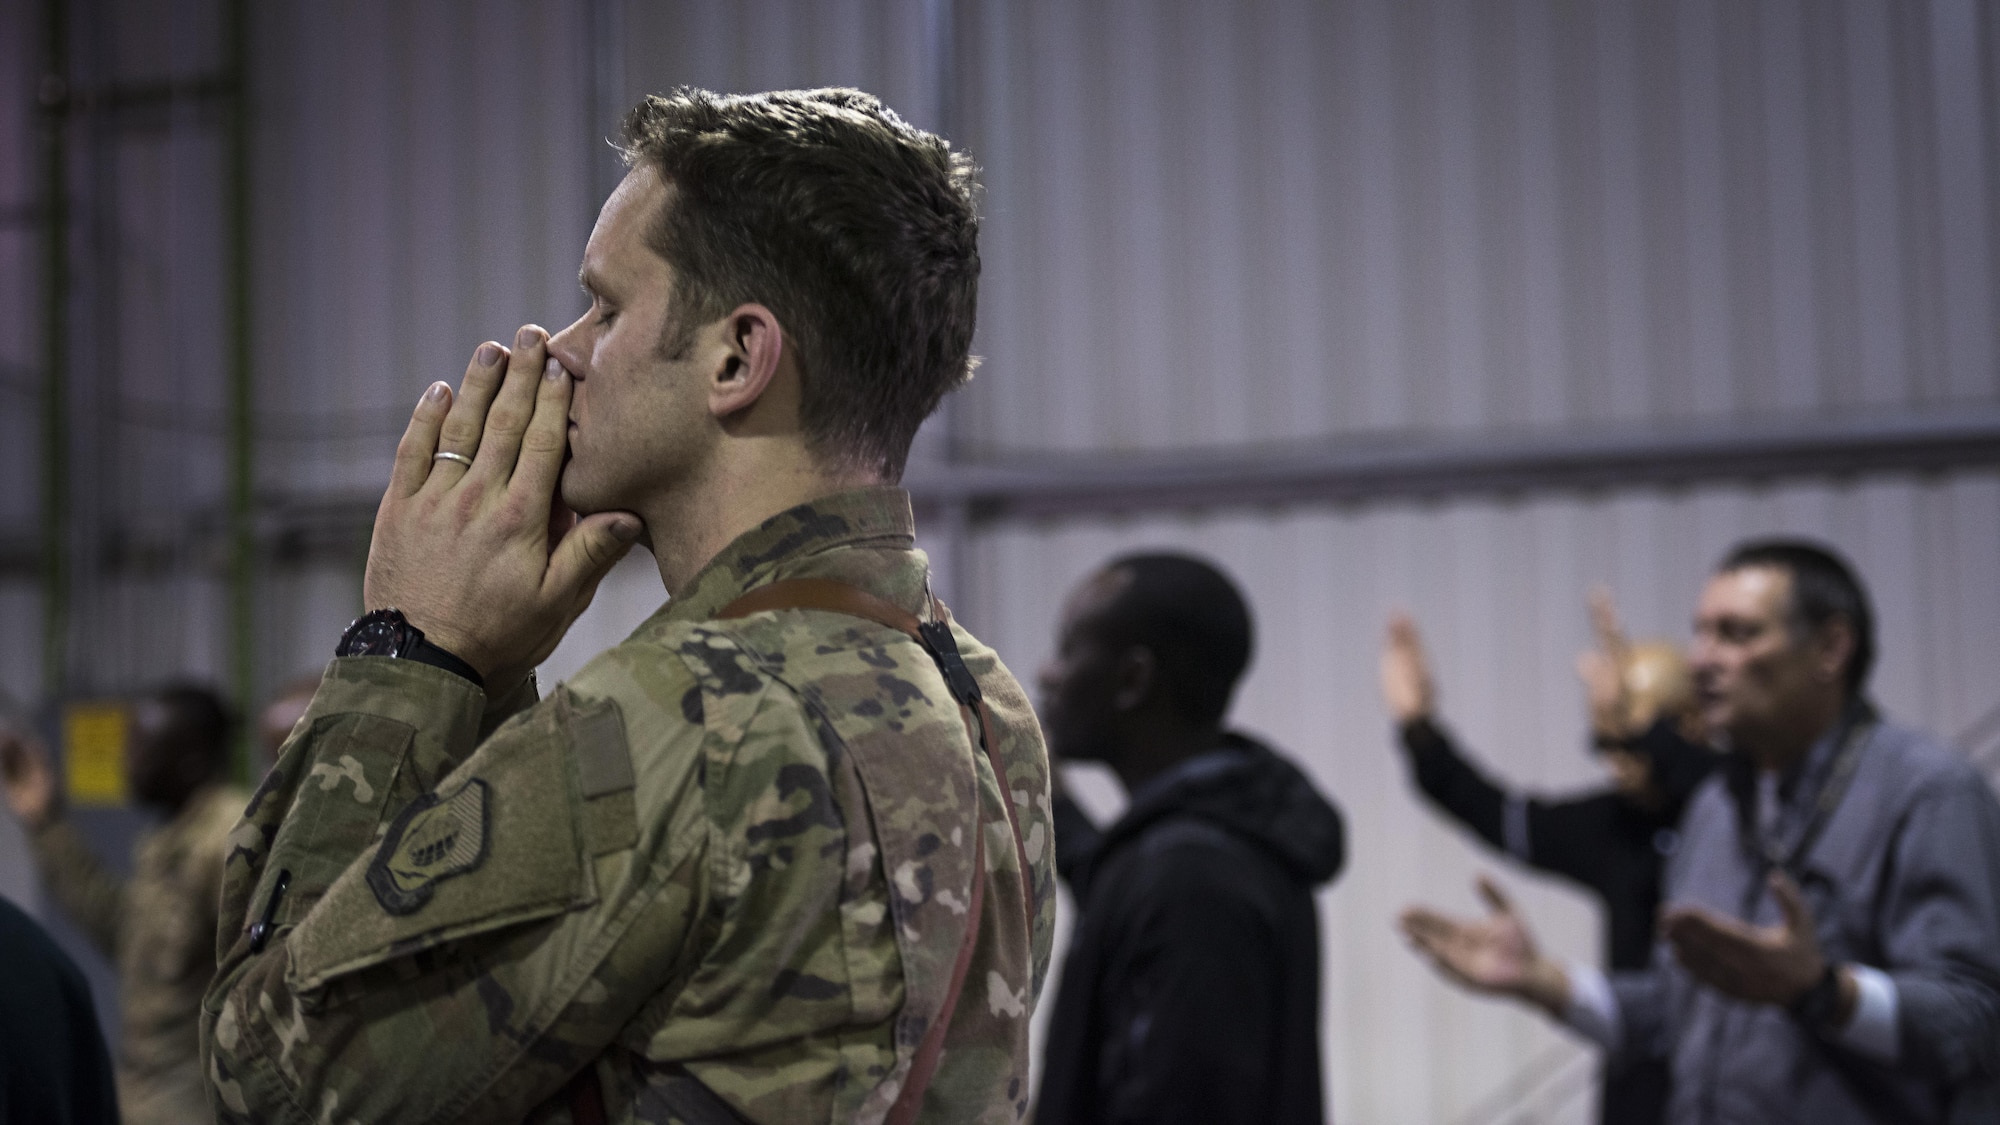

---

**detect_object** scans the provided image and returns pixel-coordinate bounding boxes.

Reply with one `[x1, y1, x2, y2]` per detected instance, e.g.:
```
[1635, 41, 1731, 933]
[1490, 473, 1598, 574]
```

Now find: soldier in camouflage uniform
[199, 87, 1054, 1124]
[3, 684, 250, 1125]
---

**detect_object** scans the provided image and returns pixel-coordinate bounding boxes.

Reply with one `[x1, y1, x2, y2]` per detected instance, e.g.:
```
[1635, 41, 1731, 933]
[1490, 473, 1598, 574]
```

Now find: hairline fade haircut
[619, 87, 981, 481]
[1092, 552, 1255, 728]
[1718, 538, 1876, 698]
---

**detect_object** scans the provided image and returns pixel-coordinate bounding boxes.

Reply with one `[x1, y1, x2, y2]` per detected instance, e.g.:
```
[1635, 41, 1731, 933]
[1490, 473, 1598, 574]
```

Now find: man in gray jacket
[1401, 539, 2000, 1124]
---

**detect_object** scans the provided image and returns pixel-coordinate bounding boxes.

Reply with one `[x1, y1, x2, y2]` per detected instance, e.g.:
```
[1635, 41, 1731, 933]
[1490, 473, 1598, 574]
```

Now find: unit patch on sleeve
[366, 777, 491, 915]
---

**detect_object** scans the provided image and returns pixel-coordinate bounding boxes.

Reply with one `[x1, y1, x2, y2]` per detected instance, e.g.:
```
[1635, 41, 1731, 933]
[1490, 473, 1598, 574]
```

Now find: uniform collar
[654, 485, 917, 624]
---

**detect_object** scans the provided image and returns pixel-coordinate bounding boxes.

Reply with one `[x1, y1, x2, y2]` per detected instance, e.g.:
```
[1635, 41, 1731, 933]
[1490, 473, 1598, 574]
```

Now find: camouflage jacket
[201, 487, 1055, 1124]
[32, 781, 248, 1125]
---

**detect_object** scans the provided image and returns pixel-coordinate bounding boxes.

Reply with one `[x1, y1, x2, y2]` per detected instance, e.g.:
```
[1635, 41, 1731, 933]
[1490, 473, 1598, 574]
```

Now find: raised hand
[0, 728, 58, 831]
[1587, 586, 1630, 660]
[1400, 875, 1570, 1013]
[1661, 871, 1841, 1013]
[362, 326, 643, 691]
[1381, 612, 1437, 725]
[1579, 586, 1631, 738]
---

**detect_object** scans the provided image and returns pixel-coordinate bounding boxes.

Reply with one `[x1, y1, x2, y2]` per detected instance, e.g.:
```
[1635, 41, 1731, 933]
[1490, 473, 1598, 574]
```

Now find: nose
[548, 317, 587, 378]
[1689, 636, 1724, 689]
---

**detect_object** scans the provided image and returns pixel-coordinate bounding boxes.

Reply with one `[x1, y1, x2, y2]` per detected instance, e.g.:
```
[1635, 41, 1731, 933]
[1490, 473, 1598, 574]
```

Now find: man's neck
[1740, 694, 1848, 776]
[1110, 720, 1223, 795]
[643, 448, 882, 597]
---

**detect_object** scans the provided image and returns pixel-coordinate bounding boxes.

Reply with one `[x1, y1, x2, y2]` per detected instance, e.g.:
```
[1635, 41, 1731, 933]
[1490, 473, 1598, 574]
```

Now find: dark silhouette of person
[0, 893, 119, 1124]
[1036, 553, 1345, 1125]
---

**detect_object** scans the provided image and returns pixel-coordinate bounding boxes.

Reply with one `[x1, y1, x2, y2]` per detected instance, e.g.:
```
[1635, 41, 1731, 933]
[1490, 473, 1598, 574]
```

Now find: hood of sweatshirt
[1098, 731, 1346, 886]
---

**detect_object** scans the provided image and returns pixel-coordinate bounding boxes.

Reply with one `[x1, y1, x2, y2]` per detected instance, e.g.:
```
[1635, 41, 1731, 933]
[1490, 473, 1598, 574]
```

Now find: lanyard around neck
[1734, 709, 1876, 898]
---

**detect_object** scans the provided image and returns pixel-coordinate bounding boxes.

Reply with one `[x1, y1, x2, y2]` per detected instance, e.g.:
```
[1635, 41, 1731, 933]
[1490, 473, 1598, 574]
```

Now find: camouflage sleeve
[481, 670, 543, 740]
[28, 818, 127, 956]
[208, 657, 497, 968]
[200, 650, 708, 1124]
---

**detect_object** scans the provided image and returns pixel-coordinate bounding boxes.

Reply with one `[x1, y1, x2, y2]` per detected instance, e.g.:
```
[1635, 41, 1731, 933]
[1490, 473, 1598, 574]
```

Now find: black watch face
[340, 612, 410, 658]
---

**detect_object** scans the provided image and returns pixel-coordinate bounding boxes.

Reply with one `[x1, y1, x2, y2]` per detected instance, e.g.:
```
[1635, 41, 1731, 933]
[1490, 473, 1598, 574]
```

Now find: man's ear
[1810, 618, 1856, 686]
[707, 302, 785, 419]
[1112, 647, 1156, 713]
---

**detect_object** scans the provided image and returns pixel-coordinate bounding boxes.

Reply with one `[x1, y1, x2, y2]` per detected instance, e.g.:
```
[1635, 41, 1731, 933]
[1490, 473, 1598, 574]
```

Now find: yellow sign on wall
[64, 702, 129, 806]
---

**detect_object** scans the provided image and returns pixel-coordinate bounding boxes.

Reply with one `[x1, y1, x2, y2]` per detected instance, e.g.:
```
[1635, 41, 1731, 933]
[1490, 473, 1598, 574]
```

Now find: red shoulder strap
[716, 578, 1032, 1125]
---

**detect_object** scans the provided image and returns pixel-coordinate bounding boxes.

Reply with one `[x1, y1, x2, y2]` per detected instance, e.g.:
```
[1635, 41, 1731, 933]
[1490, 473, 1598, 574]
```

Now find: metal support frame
[28, 0, 249, 734]
[224, 0, 255, 781]
[38, 0, 71, 700]
[904, 405, 2000, 520]
[918, 0, 973, 605]
[1, 403, 1991, 578]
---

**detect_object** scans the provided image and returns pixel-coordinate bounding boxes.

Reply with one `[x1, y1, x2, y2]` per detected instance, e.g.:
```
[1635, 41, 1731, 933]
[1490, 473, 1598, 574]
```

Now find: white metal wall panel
[254, 561, 365, 692]
[249, 0, 599, 501]
[954, 0, 2000, 455]
[951, 468, 2000, 1124]
[617, 0, 940, 128]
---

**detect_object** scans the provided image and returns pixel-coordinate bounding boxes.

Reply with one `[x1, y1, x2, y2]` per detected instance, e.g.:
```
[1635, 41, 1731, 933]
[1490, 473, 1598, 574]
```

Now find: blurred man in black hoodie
[1035, 553, 1345, 1125]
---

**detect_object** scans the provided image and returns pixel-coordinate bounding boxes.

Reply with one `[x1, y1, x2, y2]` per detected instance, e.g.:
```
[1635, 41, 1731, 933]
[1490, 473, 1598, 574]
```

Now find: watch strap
[401, 636, 484, 690]
[338, 608, 484, 689]
[1788, 963, 1844, 1030]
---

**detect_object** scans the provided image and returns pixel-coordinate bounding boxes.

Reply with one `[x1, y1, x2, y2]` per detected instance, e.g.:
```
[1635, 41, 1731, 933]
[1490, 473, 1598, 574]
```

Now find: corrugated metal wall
[245, 0, 603, 684]
[3, 2, 1996, 1121]
[956, 0, 2000, 453]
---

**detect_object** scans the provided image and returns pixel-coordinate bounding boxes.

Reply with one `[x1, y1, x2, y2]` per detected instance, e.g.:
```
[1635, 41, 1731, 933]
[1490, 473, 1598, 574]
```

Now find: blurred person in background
[1, 683, 246, 1125]
[1035, 553, 1345, 1125]
[0, 893, 120, 1124]
[1401, 540, 2000, 1124]
[1380, 591, 1715, 1125]
[253, 672, 321, 774]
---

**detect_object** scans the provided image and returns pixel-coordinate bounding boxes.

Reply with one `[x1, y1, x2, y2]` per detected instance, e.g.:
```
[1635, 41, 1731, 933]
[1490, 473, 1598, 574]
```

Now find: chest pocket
[283, 699, 598, 997]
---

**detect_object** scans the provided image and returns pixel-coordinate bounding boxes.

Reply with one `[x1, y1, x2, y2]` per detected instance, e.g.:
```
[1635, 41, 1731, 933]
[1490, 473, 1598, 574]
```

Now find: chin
[558, 476, 602, 517]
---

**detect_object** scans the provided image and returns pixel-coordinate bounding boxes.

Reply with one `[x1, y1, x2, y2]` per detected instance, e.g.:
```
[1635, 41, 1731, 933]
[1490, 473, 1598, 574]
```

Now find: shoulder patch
[366, 778, 491, 915]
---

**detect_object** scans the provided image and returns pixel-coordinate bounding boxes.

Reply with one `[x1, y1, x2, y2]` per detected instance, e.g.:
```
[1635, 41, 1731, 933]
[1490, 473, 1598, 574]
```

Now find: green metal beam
[39, 0, 70, 701]
[225, 0, 255, 782]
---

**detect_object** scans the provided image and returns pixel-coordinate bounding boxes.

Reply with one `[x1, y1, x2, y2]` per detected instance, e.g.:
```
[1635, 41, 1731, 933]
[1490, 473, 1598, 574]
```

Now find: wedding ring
[432, 451, 474, 468]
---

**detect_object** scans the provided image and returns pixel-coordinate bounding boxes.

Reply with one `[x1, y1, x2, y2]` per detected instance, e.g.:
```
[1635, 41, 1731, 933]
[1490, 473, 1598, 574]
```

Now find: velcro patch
[366, 778, 491, 915]
[569, 697, 635, 798]
[583, 789, 638, 856]
[564, 692, 638, 856]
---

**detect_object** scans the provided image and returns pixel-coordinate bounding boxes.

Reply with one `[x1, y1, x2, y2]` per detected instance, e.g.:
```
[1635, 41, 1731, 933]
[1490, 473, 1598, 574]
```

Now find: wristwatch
[336, 608, 484, 689]
[1788, 963, 1846, 1030]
